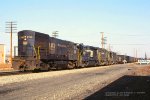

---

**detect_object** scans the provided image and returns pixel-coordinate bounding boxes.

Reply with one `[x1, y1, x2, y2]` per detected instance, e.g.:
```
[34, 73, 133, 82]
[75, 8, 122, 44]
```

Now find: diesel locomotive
[12, 30, 136, 71]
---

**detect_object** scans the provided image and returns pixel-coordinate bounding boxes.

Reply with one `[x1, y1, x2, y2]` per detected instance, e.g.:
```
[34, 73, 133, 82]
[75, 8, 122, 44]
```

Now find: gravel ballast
[0, 65, 113, 85]
[0, 64, 142, 100]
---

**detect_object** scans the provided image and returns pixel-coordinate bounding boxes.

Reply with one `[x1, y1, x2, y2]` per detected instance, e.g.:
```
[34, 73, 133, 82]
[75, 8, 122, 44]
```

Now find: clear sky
[0, 0, 150, 58]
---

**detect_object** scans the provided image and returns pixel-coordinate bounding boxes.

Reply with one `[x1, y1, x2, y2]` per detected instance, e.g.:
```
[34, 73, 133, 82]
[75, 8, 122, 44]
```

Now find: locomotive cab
[18, 31, 35, 57]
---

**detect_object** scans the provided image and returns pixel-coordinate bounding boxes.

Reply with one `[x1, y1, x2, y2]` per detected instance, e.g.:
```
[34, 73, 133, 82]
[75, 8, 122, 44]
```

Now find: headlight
[23, 41, 27, 45]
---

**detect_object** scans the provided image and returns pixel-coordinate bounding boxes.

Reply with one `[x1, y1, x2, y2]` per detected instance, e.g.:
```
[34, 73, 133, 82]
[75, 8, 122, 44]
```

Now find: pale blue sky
[0, 0, 150, 58]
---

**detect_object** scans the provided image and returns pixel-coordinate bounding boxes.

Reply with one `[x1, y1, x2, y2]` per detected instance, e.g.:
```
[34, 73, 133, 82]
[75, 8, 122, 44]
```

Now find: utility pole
[6, 21, 17, 64]
[145, 52, 147, 60]
[52, 31, 59, 38]
[134, 49, 137, 62]
[101, 32, 107, 49]
[101, 32, 104, 48]
[136, 49, 137, 61]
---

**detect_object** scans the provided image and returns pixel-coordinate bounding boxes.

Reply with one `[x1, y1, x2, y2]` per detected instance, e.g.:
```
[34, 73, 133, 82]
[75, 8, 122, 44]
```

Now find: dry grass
[132, 65, 150, 76]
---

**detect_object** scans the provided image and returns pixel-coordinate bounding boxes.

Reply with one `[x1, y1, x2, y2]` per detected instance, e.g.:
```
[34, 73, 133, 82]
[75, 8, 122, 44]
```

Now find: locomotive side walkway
[0, 64, 148, 100]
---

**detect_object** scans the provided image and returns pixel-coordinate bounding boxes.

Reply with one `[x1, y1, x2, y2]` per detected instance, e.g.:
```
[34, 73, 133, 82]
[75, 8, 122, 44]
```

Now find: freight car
[117, 55, 136, 64]
[126, 56, 136, 63]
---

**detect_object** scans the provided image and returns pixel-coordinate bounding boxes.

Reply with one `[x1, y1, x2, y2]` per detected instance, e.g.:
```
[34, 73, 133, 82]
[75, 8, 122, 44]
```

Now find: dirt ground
[85, 65, 150, 100]
[0, 64, 12, 71]
[132, 65, 150, 76]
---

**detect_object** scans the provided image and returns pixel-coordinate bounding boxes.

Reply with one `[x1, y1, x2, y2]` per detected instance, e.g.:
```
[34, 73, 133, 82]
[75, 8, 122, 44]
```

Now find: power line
[104, 32, 150, 37]
[111, 44, 149, 45]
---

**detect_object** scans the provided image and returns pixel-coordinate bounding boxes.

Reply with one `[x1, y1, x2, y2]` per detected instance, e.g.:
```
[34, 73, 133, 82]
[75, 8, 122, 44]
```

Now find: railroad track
[0, 71, 32, 77]
[0, 69, 55, 77]
[0, 64, 128, 77]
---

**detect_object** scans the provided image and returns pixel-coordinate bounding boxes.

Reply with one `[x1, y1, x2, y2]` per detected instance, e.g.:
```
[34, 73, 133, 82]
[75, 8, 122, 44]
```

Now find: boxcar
[126, 56, 135, 63]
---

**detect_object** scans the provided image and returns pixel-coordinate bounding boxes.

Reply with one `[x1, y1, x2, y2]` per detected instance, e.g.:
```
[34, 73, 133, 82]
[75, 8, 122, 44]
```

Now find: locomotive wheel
[80, 63, 85, 68]
[33, 68, 41, 72]
[45, 64, 51, 71]
[39, 63, 51, 71]
[72, 63, 76, 69]
[47, 66, 51, 71]
[19, 68, 25, 72]
[67, 62, 75, 69]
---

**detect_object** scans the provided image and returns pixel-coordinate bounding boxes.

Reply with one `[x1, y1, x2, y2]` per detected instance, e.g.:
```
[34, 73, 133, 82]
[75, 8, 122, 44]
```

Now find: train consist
[12, 30, 137, 71]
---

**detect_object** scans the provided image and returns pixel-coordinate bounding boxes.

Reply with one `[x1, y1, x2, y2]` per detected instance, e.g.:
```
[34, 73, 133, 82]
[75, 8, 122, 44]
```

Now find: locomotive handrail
[32, 45, 41, 60]
[37, 46, 41, 59]
[33, 45, 37, 59]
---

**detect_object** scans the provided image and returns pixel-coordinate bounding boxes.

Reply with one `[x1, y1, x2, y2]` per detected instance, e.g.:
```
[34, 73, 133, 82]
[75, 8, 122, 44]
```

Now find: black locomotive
[12, 30, 136, 71]
[13, 30, 79, 71]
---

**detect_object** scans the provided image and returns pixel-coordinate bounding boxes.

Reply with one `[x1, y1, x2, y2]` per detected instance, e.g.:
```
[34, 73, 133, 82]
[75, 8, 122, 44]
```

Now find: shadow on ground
[85, 75, 150, 100]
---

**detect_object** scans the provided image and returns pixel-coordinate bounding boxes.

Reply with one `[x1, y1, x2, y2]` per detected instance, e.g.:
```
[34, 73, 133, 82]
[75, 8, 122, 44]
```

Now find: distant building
[0, 44, 5, 64]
